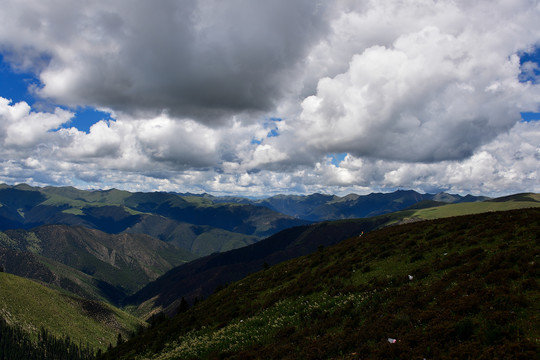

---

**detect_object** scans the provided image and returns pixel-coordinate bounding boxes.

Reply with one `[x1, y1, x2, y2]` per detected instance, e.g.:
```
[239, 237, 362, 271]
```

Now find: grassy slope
[190, 228, 258, 255]
[1, 225, 195, 304]
[104, 208, 540, 359]
[385, 193, 540, 224]
[0, 272, 144, 351]
[413, 198, 540, 219]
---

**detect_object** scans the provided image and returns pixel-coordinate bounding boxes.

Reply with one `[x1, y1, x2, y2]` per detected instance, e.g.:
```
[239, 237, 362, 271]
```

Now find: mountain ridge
[197, 189, 489, 221]
[0, 184, 308, 257]
[0, 224, 195, 304]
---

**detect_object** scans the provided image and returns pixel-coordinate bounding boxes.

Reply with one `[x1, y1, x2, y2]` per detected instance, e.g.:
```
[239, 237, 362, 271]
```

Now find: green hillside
[384, 192, 540, 225]
[102, 208, 540, 359]
[0, 225, 195, 305]
[0, 272, 144, 351]
[410, 193, 540, 219]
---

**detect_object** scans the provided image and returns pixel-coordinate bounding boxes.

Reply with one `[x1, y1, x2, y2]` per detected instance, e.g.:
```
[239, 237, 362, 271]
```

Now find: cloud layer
[0, 0, 539, 196]
[0, 0, 330, 122]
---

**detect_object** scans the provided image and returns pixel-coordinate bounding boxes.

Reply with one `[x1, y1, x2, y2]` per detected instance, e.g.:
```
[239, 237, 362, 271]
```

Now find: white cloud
[136, 116, 219, 168]
[0, 1, 539, 197]
[59, 121, 122, 159]
[293, 23, 539, 162]
[0, 97, 73, 147]
[0, 0, 331, 123]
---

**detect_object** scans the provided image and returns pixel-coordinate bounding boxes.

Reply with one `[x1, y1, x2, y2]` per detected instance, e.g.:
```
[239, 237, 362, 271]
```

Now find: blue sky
[0, 55, 35, 104]
[0, 1, 539, 197]
[0, 55, 112, 133]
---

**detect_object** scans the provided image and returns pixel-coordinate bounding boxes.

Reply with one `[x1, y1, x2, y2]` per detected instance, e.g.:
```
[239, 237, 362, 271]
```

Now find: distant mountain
[102, 208, 540, 359]
[0, 184, 308, 256]
[204, 189, 489, 221]
[0, 225, 195, 304]
[0, 185, 488, 243]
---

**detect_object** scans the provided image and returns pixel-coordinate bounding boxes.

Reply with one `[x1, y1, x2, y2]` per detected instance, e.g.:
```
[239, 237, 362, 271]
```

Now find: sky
[0, 0, 539, 197]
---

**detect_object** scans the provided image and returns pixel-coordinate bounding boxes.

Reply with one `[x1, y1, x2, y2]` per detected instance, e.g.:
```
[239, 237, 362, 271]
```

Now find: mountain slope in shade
[0, 271, 144, 351]
[122, 214, 259, 256]
[101, 208, 540, 360]
[0, 246, 121, 302]
[126, 215, 391, 318]
[0, 225, 195, 304]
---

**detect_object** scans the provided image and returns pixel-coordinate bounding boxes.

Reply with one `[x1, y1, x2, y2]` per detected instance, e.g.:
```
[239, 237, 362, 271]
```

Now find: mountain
[206, 192, 338, 218]
[0, 225, 195, 304]
[0, 271, 143, 352]
[100, 208, 540, 359]
[205, 189, 489, 221]
[125, 214, 391, 318]
[125, 193, 540, 318]
[0, 184, 489, 253]
[0, 184, 308, 256]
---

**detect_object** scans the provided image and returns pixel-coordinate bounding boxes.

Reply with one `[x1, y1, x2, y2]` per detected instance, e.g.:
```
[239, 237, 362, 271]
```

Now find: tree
[116, 333, 124, 346]
[178, 297, 190, 314]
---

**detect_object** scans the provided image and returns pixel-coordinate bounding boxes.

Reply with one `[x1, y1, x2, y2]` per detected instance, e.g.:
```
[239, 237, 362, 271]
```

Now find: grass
[103, 208, 540, 359]
[191, 229, 258, 255]
[41, 188, 145, 216]
[0, 272, 144, 351]
[37, 255, 111, 302]
[41, 187, 132, 205]
[410, 199, 540, 220]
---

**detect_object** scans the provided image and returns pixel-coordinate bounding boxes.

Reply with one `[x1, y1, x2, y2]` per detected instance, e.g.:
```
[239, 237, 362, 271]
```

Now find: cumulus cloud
[0, 1, 539, 197]
[0, 97, 73, 147]
[0, 0, 330, 124]
[290, 2, 540, 163]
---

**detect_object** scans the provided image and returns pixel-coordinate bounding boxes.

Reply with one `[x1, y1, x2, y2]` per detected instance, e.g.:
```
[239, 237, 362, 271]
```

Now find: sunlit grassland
[40, 190, 146, 215]
[0, 272, 143, 351]
[40, 187, 132, 205]
[411, 198, 540, 220]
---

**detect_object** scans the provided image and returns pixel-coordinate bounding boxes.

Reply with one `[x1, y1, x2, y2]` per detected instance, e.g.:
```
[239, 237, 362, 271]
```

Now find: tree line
[0, 315, 95, 360]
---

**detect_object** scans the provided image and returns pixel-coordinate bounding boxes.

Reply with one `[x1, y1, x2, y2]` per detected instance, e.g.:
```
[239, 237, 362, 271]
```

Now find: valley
[0, 184, 539, 359]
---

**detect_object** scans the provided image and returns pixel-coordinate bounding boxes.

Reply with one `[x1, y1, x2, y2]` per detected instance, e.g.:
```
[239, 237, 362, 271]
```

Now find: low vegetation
[0, 272, 144, 352]
[406, 192, 540, 220]
[102, 208, 540, 359]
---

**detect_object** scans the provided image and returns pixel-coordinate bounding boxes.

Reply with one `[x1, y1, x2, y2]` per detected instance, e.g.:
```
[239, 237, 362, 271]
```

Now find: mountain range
[0, 183, 308, 256]
[1, 184, 539, 359]
[0, 184, 488, 260]
[187, 189, 489, 221]
[126, 192, 540, 318]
